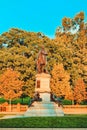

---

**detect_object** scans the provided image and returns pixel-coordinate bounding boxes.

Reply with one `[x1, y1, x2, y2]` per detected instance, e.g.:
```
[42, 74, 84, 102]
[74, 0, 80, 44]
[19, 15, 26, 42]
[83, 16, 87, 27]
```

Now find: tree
[73, 78, 86, 104]
[50, 64, 72, 99]
[74, 12, 84, 26]
[0, 68, 24, 111]
[55, 11, 87, 88]
[62, 17, 72, 32]
[0, 28, 47, 97]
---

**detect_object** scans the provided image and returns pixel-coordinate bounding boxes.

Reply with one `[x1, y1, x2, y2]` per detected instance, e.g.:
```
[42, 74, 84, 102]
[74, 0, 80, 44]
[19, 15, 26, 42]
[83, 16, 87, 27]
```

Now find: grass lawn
[0, 115, 87, 128]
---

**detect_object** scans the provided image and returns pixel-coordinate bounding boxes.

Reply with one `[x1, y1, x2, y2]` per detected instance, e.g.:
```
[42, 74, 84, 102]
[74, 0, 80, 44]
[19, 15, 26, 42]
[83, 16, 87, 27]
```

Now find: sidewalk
[0, 112, 24, 120]
[0, 114, 24, 120]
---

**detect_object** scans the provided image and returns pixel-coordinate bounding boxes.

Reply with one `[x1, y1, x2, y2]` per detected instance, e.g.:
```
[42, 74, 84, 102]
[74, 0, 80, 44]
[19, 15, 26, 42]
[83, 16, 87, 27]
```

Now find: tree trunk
[72, 100, 74, 105]
[21, 97, 23, 104]
[9, 99, 11, 112]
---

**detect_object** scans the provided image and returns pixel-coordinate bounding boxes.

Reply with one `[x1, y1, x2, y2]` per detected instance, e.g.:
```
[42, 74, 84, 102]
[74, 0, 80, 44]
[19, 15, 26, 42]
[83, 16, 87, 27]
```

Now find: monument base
[35, 73, 51, 93]
[24, 101, 64, 117]
[24, 73, 64, 117]
[40, 92, 50, 102]
[24, 93, 64, 117]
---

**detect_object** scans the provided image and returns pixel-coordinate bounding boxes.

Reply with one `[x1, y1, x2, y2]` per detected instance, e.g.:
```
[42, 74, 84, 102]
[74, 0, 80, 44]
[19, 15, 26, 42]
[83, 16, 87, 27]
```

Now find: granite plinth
[35, 73, 51, 93]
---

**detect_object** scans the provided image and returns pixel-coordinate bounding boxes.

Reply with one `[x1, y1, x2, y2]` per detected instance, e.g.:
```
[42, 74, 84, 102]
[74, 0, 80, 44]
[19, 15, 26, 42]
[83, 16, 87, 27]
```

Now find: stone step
[24, 110, 63, 116]
[29, 102, 61, 109]
[24, 101, 64, 117]
[24, 113, 64, 117]
[25, 111, 63, 115]
[32, 101, 58, 105]
[28, 106, 60, 110]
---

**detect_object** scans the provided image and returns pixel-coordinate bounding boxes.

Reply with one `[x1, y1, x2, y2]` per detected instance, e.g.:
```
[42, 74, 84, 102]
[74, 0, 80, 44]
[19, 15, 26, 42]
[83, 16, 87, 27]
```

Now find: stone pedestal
[40, 93, 50, 102]
[35, 73, 51, 93]
[24, 72, 64, 117]
[35, 73, 51, 102]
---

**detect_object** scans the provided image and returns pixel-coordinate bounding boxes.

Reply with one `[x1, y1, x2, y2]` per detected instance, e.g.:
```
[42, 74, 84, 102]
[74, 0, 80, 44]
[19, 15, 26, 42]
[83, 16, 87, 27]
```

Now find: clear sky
[0, 0, 87, 38]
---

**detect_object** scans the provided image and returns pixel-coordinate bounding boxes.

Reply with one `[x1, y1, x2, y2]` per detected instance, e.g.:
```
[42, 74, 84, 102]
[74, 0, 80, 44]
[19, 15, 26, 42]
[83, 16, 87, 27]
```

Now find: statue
[36, 46, 48, 73]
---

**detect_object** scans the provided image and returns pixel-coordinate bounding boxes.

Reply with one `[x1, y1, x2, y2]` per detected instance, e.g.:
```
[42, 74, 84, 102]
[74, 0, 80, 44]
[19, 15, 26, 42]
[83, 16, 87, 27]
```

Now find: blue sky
[0, 0, 87, 38]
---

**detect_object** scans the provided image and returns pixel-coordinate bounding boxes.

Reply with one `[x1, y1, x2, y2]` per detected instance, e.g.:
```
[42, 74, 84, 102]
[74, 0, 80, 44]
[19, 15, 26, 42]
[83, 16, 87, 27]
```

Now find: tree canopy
[51, 64, 72, 99]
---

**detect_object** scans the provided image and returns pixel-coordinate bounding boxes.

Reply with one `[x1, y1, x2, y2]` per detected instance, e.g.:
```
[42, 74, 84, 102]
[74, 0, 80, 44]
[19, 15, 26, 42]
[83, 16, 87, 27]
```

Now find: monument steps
[28, 102, 60, 109]
[24, 101, 64, 117]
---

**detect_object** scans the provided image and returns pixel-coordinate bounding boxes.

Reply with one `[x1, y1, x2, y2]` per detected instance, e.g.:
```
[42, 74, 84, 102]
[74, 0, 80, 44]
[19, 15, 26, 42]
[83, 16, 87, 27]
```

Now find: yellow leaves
[51, 64, 70, 81]
[62, 17, 72, 29]
[74, 12, 84, 22]
[51, 63, 71, 98]
[80, 22, 85, 30]
[73, 78, 86, 104]
[0, 68, 24, 100]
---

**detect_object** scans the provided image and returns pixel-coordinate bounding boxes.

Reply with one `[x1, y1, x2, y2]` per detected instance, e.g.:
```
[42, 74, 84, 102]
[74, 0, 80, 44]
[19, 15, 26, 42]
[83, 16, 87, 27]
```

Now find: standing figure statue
[37, 46, 48, 73]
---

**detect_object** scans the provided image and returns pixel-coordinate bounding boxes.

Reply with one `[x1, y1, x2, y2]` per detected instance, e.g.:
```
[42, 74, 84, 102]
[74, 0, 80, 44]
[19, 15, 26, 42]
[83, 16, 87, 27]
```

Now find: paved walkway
[0, 114, 24, 120]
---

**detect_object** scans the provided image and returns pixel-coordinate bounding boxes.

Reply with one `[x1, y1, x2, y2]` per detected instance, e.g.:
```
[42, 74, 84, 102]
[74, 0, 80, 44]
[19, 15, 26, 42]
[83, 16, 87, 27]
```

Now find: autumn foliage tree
[0, 28, 50, 97]
[51, 64, 73, 99]
[73, 78, 86, 104]
[62, 17, 72, 31]
[0, 68, 24, 106]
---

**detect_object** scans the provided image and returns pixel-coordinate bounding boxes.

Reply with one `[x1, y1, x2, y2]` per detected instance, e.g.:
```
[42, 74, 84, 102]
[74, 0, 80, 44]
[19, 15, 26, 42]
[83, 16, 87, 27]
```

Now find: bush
[62, 99, 72, 105]
[80, 100, 87, 105]
[0, 98, 6, 104]
[0, 97, 30, 105]
[11, 97, 30, 105]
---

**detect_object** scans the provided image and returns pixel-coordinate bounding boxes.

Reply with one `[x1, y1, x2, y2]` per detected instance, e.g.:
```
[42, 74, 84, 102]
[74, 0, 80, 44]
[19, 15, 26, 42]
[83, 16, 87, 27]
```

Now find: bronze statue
[37, 46, 47, 73]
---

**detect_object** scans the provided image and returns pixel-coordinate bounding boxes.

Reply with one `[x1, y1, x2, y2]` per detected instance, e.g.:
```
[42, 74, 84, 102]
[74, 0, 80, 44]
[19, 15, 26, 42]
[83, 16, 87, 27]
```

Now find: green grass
[0, 116, 87, 128]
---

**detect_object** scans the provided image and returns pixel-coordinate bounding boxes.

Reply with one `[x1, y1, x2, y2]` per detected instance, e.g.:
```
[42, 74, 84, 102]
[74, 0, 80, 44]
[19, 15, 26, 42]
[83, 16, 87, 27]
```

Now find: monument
[35, 46, 51, 102]
[24, 46, 64, 116]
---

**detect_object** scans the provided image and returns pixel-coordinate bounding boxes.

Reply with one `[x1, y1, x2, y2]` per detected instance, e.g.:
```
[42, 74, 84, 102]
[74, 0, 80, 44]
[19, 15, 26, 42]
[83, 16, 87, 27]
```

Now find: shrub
[62, 99, 72, 105]
[0, 97, 6, 104]
[80, 100, 87, 105]
[0, 97, 30, 105]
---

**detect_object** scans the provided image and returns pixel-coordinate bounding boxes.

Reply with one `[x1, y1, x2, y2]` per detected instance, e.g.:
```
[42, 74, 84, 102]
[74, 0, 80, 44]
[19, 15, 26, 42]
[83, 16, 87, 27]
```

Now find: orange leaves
[73, 78, 86, 104]
[51, 64, 86, 104]
[62, 17, 72, 30]
[0, 68, 24, 100]
[74, 12, 84, 23]
[51, 64, 72, 98]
